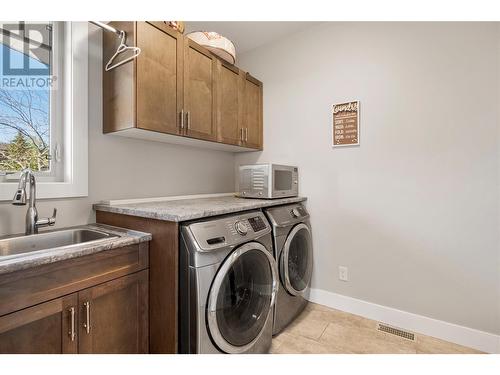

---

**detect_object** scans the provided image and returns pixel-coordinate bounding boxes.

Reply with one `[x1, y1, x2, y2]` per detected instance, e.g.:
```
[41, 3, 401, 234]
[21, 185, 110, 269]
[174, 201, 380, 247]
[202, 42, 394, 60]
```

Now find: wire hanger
[89, 22, 141, 72]
[105, 30, 141, 71]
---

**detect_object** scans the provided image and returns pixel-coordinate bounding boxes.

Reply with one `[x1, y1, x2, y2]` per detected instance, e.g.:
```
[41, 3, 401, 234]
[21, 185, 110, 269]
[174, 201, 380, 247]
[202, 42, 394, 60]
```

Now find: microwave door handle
[269, 168, 274, 197]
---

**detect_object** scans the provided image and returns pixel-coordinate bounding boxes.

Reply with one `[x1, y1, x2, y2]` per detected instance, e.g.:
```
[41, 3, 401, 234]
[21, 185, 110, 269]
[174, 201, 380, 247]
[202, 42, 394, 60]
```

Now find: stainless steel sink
[0, 228, 118, 259]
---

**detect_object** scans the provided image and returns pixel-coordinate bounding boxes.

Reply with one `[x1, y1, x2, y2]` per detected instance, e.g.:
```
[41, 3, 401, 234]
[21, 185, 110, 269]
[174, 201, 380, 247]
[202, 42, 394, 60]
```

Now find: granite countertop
[0, 224, 151, 275]
[93, 195, 307, 222]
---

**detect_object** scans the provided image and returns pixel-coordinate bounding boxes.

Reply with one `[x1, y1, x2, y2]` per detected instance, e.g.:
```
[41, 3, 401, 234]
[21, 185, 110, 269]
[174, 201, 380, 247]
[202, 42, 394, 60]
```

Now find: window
[0, 22, 88, 200]
[0, 22, 61, 179]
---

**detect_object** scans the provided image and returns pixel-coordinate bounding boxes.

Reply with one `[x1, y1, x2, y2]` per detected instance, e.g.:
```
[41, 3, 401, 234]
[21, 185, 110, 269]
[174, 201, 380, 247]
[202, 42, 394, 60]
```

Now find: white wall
[0, 26, 235, 236]
[235, 22, 500, 335]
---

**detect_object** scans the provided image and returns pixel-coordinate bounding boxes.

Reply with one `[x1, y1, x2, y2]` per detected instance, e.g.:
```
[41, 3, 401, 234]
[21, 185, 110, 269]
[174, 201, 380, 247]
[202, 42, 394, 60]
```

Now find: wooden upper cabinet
[102, 21, 136, 132]
[103, 21, 183, 135]
[102, 21, 263, 151]
[241, 74, 263, 150]
[183, 39, 216, 141]
[0, 294, 78, 354]
[78, 270, 148, 354]
[136, 22, 182, 135]
[216, 61, 241, 146]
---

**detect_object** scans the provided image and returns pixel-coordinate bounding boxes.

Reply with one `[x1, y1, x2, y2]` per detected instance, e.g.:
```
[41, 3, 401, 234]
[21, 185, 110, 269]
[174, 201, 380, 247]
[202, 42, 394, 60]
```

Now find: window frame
[0, 22, 88, 200]
[1, 21, 63, 181]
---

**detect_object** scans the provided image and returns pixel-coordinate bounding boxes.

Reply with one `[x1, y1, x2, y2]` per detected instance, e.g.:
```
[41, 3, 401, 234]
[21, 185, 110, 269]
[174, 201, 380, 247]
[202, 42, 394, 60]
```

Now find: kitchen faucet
[12, 168, 57, 235]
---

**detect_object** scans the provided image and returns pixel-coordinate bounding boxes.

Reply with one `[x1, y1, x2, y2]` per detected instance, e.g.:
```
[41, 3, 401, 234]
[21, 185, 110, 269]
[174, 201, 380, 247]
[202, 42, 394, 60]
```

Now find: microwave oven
[238, 164, 298, 199]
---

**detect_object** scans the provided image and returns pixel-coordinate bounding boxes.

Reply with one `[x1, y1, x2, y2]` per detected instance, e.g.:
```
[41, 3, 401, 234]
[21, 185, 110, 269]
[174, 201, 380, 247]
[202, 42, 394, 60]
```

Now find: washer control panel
[248, 216, 267, 232]
[234, 220, 249, 235]
[186, 211, 271, 251]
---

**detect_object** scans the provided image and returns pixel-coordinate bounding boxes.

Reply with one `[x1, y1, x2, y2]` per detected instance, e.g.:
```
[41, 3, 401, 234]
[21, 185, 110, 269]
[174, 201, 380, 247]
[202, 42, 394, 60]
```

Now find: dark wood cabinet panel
[241, 74, 263, 150]
[0, 294, 78, 354]
[216, 61, 241, 146]
[136, 22, 182, 135]
[183, 39, 216, 141]
[102, 21, 136, 133]
[95, 211, 178, 354]
[78, 271, 149, 354]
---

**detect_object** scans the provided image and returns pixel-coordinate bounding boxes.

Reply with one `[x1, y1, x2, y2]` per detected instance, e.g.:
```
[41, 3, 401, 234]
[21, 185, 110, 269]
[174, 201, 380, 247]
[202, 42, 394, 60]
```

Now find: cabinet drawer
[0, 242, 148, 317]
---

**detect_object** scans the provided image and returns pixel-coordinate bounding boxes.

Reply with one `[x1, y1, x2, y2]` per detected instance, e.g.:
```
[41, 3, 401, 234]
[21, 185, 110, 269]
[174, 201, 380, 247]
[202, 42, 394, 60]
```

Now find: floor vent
[377, 323, 415, 341]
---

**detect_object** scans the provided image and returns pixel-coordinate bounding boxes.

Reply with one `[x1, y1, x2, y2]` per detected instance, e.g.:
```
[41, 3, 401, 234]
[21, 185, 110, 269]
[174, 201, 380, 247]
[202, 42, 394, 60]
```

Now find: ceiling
[184, 22, 318, 55]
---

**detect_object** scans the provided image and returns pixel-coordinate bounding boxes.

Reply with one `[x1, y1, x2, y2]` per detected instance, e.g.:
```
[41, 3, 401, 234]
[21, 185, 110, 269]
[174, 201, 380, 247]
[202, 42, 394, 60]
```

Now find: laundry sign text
[332, 101, 359, 147]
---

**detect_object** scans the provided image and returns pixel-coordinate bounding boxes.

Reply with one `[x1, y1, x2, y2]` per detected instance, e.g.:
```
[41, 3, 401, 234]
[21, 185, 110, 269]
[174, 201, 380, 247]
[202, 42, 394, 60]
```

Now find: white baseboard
[308, 288, 500, 354]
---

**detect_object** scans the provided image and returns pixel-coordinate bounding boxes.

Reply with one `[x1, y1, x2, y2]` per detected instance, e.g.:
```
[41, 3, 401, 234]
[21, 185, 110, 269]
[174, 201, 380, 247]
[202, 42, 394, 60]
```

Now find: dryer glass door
[281, 223, 313, 296]
[207, 242, 278, 354]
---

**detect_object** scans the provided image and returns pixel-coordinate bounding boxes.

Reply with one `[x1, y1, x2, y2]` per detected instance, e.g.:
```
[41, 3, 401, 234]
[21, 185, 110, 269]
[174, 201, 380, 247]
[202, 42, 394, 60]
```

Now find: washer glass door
[207, 242, 277, 353]
[281, 223, 313, 296]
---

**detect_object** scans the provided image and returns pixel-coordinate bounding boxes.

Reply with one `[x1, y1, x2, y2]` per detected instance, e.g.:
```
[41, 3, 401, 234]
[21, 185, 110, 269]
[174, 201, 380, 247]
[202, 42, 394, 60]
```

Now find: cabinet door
[136, 22, 182, 135]
[241, 74, 263, 150]
[78, 270, 148, 354]
[0, 294, 78, 354]
[183, 39, 217, 141]
[216, 61, 241, 146]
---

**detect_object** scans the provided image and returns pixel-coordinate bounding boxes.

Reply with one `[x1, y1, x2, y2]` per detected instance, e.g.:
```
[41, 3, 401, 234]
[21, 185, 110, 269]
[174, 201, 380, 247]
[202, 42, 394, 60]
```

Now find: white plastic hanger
[105, 30, 141, 72]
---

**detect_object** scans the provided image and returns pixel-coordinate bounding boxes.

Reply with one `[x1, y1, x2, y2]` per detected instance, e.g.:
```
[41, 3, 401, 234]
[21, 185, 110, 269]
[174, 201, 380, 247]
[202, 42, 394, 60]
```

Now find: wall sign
[332, 101, 359, 147]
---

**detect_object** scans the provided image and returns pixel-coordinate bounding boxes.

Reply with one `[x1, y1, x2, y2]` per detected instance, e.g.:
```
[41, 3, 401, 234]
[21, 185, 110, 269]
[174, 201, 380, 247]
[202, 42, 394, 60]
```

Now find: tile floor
[270, 303, 484, 354]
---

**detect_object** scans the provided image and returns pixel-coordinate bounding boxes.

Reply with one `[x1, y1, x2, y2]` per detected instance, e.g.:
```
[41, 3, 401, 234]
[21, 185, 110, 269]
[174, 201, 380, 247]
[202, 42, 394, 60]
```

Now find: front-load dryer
[264, 203, 313, 335]
[179, 210, 278, 354]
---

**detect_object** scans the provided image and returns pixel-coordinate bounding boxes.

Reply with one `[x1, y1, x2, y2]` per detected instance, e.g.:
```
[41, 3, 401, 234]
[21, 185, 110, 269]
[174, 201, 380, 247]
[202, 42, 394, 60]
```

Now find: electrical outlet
[338, 266, 348, 282]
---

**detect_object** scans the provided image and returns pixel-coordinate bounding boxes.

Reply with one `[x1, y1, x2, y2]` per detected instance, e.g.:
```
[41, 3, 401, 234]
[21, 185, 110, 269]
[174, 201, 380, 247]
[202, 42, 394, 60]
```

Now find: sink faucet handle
[49, 208, 57, 225]
[36, 208, 57, 228]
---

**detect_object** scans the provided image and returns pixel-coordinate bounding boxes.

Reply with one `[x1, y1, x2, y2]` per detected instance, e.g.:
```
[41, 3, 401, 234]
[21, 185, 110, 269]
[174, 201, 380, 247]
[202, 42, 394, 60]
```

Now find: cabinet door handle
[186, 111, 191, 130]
[240, 128, 244, 142]
[245, 128, 248, 142]
[180, 110, 185, 130]
[68, 307, 76, 342]
[83, 301, 91, 334]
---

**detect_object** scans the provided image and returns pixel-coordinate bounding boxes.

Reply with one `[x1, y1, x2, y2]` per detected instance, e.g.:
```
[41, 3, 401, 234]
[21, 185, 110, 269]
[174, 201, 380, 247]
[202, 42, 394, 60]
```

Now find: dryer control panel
[290, 205, 307, 218]
[264, 203, 309, 228]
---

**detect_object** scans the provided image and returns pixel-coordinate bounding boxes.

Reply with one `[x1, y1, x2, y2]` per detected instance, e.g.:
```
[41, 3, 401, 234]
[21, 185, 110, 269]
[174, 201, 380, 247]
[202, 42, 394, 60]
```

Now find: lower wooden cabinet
[78, 271, 148, 354]
[0, 271, 148, 354]
[0, 294, 78, 354]
[95, 212, 178, 354]
[0, 242, 150, 354]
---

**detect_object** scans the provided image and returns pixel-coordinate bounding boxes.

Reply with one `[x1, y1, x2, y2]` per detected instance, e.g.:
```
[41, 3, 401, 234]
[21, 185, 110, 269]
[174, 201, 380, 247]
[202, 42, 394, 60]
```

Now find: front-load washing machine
[264, 203, 313, 335]
[179, 210, 278, 353]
